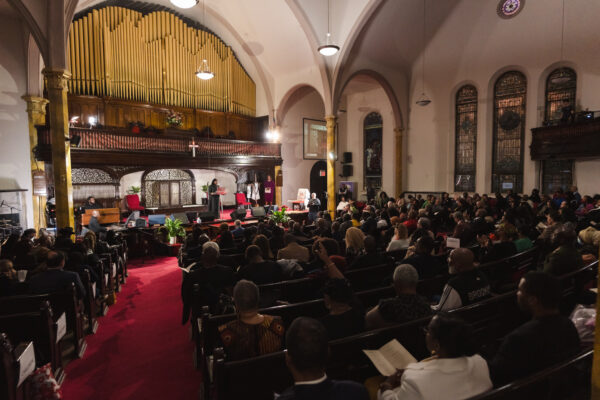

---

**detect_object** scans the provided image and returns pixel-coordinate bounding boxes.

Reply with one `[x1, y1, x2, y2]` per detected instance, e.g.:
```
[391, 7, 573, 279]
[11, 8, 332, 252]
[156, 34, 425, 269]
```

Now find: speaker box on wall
[251, 207, 266, 218]
[342, 165, 353, 177]
[342, 152, 352, 164]
[198, 212, 216, 222]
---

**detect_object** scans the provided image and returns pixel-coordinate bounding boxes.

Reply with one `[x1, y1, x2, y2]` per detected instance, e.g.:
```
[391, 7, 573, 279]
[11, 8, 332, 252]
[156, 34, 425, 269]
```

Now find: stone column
[394, 127, 404, 197]
[326, 115, 337, 218]
[43, 68, 74, 230]
[22, 96, 49, 231]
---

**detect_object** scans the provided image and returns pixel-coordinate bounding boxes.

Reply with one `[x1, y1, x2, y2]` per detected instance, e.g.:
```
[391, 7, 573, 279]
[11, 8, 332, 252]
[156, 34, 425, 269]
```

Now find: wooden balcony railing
[37, 127, 281, 158]
[530, 119, 600, 160]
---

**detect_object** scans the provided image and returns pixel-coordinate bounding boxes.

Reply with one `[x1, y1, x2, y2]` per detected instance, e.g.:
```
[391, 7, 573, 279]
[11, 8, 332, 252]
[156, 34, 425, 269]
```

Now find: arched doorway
[310, 161, 327, 211]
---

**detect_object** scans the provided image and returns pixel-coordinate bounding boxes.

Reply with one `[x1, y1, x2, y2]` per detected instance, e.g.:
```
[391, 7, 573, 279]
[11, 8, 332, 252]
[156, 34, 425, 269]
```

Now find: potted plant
[128, 185, 141, 195]
[164, 217, 186, 245]
[269, 206, 290, 226]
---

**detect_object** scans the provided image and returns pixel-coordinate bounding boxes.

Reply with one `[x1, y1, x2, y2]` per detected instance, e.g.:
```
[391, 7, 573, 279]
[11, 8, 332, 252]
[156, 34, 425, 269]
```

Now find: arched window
[544, 67, 576, 125]
[541, 68, 576, 193]
[492, 71, 526, 193]
[454, 85, 477, 192]
[364, 112, 383, 190]
[143, 169, 195, 208]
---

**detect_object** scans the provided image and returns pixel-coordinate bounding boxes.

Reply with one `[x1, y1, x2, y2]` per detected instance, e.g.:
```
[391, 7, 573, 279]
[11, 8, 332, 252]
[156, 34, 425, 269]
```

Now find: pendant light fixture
[170, 0, 198, 9]
[416, 0, 431, 106]
[196, 0, 214, 80]
[318, 0, 340, 56]
[551, 0, 570, 84]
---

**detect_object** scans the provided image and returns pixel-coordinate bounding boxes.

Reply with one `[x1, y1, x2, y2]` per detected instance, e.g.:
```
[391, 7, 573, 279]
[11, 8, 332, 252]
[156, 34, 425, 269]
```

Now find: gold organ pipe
[68, 6, 257, 116]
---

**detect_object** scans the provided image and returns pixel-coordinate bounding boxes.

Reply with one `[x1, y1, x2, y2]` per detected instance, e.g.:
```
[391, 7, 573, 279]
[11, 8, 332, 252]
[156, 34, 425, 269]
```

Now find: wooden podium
[81, 208, 120, 226]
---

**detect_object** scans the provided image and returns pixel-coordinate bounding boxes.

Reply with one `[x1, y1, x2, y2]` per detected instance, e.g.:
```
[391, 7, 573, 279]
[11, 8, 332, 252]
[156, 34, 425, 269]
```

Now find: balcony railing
[37, 127, 281, 158]
[530, 118, 600, 160]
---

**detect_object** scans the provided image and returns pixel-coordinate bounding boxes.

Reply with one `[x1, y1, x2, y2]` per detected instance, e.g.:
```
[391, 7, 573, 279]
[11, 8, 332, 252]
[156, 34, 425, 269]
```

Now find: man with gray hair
[365, 264, 432, 330]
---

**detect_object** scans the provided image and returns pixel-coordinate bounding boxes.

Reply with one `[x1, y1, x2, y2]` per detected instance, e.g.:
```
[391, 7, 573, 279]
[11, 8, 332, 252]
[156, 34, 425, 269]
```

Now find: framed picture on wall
[303, 118, 327, 160]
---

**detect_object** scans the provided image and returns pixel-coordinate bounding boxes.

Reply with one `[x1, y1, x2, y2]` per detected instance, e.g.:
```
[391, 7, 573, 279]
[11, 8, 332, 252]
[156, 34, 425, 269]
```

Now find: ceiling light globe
[170, 0, 198, 9]
[318, 44, 340, 56]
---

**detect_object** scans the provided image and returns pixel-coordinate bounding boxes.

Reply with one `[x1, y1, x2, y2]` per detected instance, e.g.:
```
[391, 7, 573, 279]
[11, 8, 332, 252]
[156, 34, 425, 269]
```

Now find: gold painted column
[274, 165, 282, 206]
[43, 68, 74, 230]
[394, 127, 404, 198]
[326, 115, 337, 218]
[22, 96, 49, 231]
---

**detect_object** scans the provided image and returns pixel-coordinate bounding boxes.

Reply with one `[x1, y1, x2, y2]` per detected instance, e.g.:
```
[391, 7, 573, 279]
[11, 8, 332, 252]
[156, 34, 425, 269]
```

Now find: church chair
[0, 334, 35, 400]
[0, 301, 64, 384]
[125, 194, 145, 212]
[466, 349, 593, 400]
[235, 192, 252, 210]
[80, 269, 99, 334]
[0, 284, 87, 359]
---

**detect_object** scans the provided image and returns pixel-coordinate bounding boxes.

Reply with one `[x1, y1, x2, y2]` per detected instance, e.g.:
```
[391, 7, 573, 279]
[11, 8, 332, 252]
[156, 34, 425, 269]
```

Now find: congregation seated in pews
[178, 188, 599, 399]
[0, 225, 129, 398]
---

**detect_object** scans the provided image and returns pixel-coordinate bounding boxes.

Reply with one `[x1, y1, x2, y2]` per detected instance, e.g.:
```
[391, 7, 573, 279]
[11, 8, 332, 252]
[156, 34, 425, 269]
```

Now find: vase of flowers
[269, 206, 290, 226]
[166, 110, 183, 128]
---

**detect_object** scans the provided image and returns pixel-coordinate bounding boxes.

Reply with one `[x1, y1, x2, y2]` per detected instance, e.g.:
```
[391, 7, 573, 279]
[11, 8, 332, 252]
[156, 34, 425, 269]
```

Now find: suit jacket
[279, 377, 368, 400]
[277, 242, 310, 262]
[543, 245, 583, 276]
[28, 269, 86, 299]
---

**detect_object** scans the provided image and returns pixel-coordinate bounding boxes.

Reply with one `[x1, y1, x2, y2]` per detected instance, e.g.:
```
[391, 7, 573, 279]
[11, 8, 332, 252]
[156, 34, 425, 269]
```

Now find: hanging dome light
[196, 59, 214, 80]
[170, 0, 198, 9]
[318, 1, 340, 56]
[415, 93, 432, 107]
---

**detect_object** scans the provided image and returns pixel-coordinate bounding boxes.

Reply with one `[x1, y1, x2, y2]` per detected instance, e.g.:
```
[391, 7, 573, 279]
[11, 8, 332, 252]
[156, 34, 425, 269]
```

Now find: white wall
[337, 86, 396, 200]
[280, 89, 325, 204]
[0, 14, 33, 228]
[119, 171, 144, 198]
[405, 0, 600, 196]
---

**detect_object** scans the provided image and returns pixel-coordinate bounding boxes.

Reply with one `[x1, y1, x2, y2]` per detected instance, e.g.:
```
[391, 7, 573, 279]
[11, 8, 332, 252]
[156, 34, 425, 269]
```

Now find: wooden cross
[189, 139, 199, 158]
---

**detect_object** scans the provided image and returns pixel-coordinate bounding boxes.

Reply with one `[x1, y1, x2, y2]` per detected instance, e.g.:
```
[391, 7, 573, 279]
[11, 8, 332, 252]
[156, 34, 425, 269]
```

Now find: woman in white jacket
[378, 314, 492, 400]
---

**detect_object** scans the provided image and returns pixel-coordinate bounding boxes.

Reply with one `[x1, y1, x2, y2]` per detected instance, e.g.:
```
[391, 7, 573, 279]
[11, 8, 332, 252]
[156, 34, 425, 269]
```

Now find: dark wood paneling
[531, 119, 600, 160]
[68, 95, 264, 141]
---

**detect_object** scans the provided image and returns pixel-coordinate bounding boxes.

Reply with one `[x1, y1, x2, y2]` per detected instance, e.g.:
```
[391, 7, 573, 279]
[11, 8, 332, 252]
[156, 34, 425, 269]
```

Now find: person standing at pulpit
[264, 175, 275, 206]
[208, 179, 220, 218]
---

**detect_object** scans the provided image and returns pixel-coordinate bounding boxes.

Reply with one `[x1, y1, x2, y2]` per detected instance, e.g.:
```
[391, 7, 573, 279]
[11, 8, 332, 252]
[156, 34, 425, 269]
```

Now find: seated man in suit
[277, 234, 310, 262]
[28, 251, 86, 299]
[487, 271, 581, 386]
[432, 248, 491, 311]
[402, 236, 443, 279]
[278, 317, 369, 400]
[231, 219, 245, 239]
[88, 210, 107, 235]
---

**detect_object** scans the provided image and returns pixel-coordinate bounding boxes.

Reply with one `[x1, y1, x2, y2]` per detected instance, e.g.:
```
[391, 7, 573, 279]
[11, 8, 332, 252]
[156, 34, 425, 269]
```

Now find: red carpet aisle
[61, 257, 201, 399]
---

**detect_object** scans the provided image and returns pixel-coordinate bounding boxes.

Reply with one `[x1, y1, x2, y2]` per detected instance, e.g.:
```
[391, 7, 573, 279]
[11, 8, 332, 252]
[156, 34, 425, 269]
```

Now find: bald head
[448, 248, 475, 274]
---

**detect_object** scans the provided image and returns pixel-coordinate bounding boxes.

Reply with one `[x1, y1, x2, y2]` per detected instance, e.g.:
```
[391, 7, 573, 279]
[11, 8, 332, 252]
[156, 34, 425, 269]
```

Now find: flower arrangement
[269, 206, 290, 225]
[166, 110, 183, 127]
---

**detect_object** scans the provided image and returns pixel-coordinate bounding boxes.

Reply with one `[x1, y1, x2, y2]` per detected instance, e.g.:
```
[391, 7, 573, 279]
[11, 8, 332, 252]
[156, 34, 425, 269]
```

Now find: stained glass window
[492, 71, 526, 193]
[364, 112, 383, 190]
[542, 160, 573, 194]
[455, 85, 477, 192]
[545, 68, 576, 125]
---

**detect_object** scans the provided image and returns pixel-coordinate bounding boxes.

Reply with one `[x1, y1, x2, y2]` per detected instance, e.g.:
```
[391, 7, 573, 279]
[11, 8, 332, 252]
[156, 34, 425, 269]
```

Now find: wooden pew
[206, 262, 597, 400]
[0, 334, 35, 400]
[467, 349, 593, 400]
[80, 270, 98, 334]
[479, 247, 539, 292]
[0, 301, 64, 384]
[0, 284, 87, 358]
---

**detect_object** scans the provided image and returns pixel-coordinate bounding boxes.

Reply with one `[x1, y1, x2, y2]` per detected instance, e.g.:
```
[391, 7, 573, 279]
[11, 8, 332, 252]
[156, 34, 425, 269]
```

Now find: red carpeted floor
[61, 257, 201, 400]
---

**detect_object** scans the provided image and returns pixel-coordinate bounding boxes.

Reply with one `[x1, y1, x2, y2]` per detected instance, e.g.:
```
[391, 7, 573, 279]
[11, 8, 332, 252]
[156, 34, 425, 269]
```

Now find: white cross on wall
[189, 139, 200, 157]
